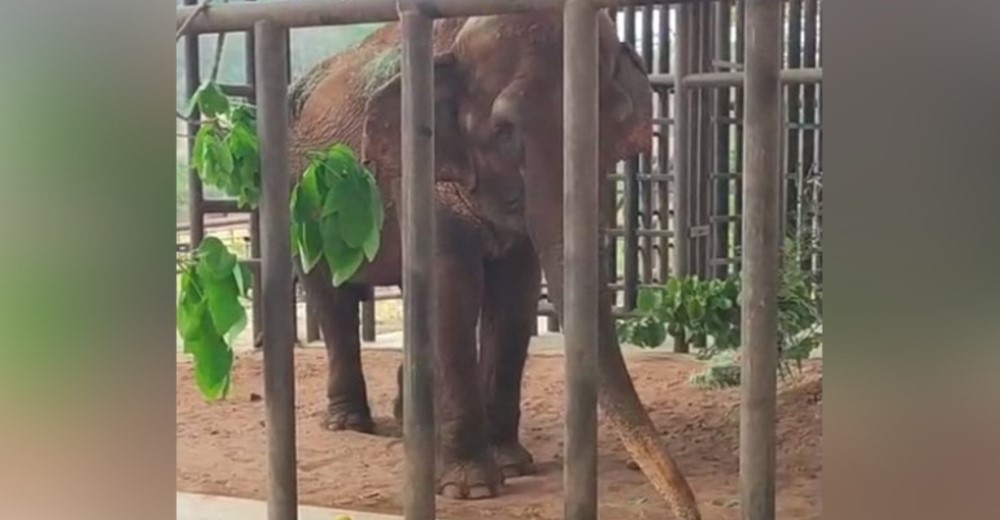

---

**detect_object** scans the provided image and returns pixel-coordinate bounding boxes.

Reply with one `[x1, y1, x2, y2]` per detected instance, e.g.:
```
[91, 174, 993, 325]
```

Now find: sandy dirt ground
[177, 349, 821, 520]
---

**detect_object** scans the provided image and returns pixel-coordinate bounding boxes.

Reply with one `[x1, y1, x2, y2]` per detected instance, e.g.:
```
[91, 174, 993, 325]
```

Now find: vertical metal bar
[563, 1, 599, 519]
[672, 3, 691, 279]
[361, 287, 376, 342]
[785, 0, 802, 240]
[255, 19, 297, 520]
[399, 10, 436, 520]
[183, 0, 205, 248]
[740, 1, 780, 519]
[697, 2, 712, 278]
[622, 6, 640, 310]
[640, 3, 654, 286]
[733, 0, 745, 268]
[801, 0, 818, 275]
[713, 0, 732, 279]
[602, 10, 619, 310]
[245, 16, 264, 348]
[671, 2, 692, 353]
[656, 3, 671, 282]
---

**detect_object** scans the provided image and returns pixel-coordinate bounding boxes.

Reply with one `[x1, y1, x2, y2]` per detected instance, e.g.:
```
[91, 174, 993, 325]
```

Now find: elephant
[289, 10, 700, 519]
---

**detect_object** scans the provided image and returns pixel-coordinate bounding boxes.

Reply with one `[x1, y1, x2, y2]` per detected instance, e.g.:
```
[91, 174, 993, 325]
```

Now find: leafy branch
[177, 237, 252, 400]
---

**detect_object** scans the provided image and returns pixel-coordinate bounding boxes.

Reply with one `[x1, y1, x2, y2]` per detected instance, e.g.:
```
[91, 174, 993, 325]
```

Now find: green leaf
[297, 219, 325, 273]
[636, 288, 661, 313]
[187, 333, 233, 400]
[177, 295, 208, 343]
[362, 224, 380, 261]
[196, 82, 231, 118]
[196, 237, 238, 280]
[336, 174, 374, 248]
[322, 214, 364, 286]
[205, 278, 244, 338]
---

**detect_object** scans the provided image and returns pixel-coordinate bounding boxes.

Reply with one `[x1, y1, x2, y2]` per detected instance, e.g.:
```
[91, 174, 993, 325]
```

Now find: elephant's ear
[361, 52, 471, 186]
[604, 42, 654, 160]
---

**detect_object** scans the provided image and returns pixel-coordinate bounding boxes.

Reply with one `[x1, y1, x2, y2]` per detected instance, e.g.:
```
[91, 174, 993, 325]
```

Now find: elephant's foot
[437, 455, 504, 500]
[493, 442, 536, 478]
[322, 404, 374, 433]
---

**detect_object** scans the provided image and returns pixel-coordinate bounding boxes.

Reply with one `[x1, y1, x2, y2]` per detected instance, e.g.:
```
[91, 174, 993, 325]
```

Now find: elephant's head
[361, 46, 528, 240]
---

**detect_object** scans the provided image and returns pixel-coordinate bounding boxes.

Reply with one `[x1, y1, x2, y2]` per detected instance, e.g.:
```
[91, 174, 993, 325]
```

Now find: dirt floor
[177, 349, 822, 520]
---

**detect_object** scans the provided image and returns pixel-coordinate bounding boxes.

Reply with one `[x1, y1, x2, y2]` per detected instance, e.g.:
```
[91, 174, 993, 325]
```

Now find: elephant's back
[288, 19, 466, 181]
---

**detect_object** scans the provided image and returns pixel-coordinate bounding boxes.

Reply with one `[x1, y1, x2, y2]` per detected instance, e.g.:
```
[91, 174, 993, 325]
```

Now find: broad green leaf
[196, 237, 238, 280]
[362, 224, 380, 261]
[177, 298, 208, 343]
[298, 220, 324, 273]
[225, 307, 248, 345]
[321, 214, 363, 286]
[196, 82, 231, 118]
[337, 174, 374, 248]
[322, 173, 352, 218]
[188, 333, 233, 400]
[293, 165, 323, 221]
[205, 279, 244, 338]
[233, 261, 252, 298]
[636, 288, 660, 313]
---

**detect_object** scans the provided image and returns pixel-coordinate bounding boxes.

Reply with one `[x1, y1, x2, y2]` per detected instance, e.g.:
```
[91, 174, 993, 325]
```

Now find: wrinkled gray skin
[288, 10, 699, 519]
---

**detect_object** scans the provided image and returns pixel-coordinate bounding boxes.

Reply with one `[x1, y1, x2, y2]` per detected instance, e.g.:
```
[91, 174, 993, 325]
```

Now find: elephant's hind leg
[479, 236, 541, 479]
[300, 265, 374, 433]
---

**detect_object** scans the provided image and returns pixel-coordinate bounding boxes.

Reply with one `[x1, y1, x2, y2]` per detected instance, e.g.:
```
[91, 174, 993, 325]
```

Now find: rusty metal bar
[184, 0, 205, 248]
[399, 9, 436, 520]
[246, 19, 265, 349]
[178, 0, 716, 34]
[740, 0, 781, 519]
[563, 0, 600, 518]
[695, 0, 712, 278]
[785, 0, 802, 238]
[255, 19, 297, 520]
[801, 0, 818, 274]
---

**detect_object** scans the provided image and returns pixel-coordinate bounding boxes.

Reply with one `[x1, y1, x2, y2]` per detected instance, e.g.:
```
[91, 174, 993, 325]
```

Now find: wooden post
[399, 9, 436, 520]
[563, 1, 599, 518]
[255, 19, 298, 520]
[740, 1, 781, 519]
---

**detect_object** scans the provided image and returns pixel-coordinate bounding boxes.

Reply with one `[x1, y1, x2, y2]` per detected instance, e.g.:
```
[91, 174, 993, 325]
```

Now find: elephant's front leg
[479, 236, 541, 479]
[430, 224, 503, 499]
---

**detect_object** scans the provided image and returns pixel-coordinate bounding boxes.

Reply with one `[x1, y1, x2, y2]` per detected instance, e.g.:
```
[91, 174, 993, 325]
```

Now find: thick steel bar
[622, 7, 640, 310]
[639, 2, 655, 285]
[184, 0, 205, 248]
[648, 67, 822, 88]
[712, 0, 732, 279]
[399, 9, 436, 520]
[733, 0, 745, 265]
[177, 0, 715, 34]
[656, 3, 671, 282]
[246, 10, 265, 349]
[801, 0, 818, 274]
[255, 19, 298, 520]
[740, 0, 781, 519]
[672, 3, 692, 280]
[563, 1, 600, 519]
[695, 1, 712, 278]
[785, 0, 802, 237]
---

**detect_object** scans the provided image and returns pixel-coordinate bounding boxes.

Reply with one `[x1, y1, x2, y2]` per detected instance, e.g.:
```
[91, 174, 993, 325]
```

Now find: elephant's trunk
[533, 240, 701, 520]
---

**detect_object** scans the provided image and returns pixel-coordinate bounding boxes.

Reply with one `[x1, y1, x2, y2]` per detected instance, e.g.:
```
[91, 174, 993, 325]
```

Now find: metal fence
[177, 1, 805, 519]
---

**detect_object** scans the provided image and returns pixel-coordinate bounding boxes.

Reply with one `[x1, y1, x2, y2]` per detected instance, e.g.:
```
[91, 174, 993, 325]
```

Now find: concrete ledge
[177, 492, 405, 520]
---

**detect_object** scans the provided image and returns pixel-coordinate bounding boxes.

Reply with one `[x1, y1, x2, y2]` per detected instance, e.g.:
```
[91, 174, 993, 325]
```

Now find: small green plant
[290, 144, 385, 286]
[187, 82, 261, 209]
[176, 237, 252, 400]
[617, 276, 740, 353]
[618, 240, 822, 389]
